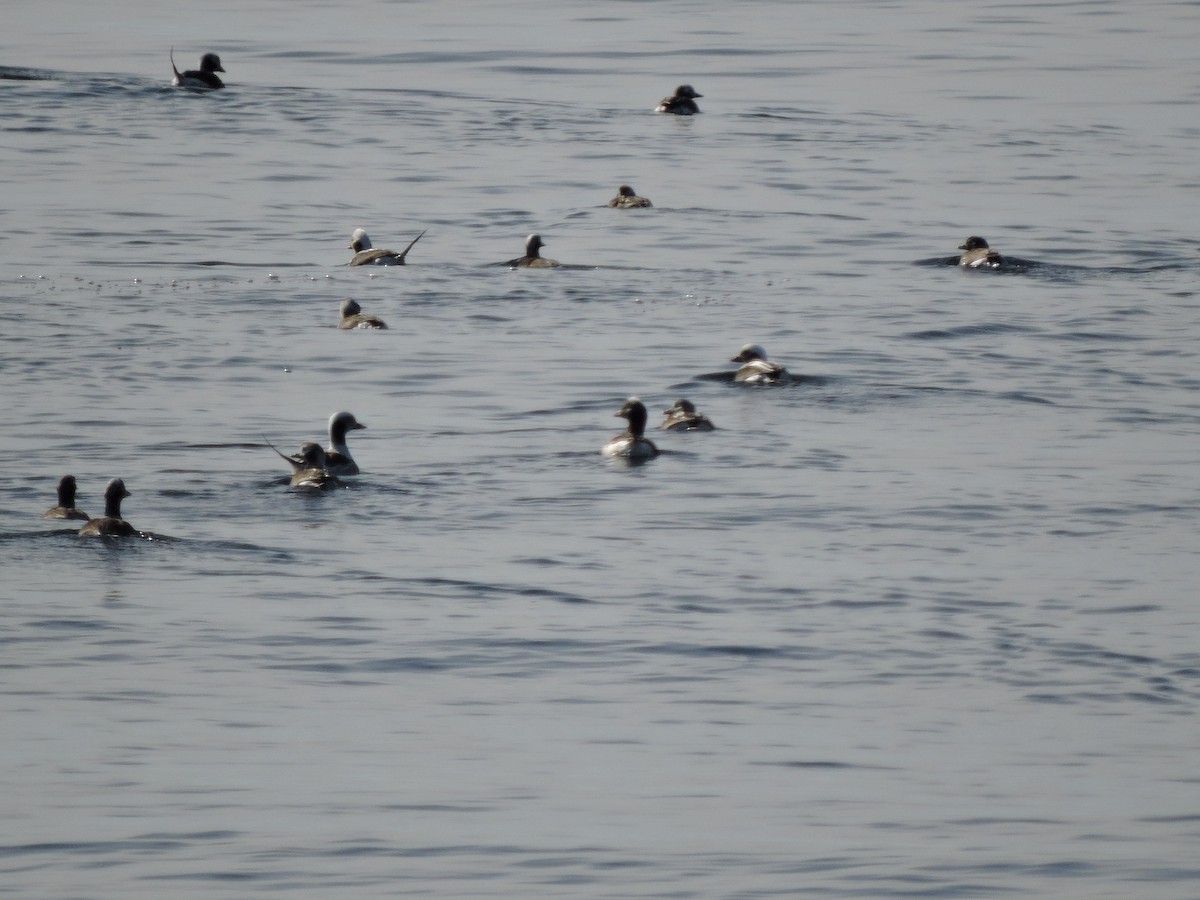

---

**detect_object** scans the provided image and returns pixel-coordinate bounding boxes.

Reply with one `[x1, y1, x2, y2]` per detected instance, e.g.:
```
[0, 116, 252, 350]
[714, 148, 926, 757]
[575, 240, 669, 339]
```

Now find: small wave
[904, 322, 1034, 340]
[0, 66, 57, 81]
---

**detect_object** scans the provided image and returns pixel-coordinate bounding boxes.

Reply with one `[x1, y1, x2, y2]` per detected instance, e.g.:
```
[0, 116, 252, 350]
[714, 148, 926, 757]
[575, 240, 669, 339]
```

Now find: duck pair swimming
[167, 61, 696, 116]
[347, 230, 560, 268]
[602, 396, 717, 459]
[45, 474, 138, 536]
[271, 411, 366, 488]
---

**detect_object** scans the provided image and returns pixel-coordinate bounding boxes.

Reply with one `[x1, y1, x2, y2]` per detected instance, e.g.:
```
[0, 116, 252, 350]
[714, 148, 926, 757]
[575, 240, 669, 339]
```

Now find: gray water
[3, 1, 1200, 897]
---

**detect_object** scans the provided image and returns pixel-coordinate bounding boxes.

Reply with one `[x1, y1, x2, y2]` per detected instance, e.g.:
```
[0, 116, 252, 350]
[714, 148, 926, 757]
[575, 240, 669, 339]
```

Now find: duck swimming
[602, 398, 660, 460]
[319, 411, 366, 476]
[660, 398, 715, 432]
[505, 233, 559, 268]
[608, 185, 653, 208]
[338, 298, 387, 330]
[273, 441, 340, 490]
[347, 228, 425, 266]
[731, 344, 788, 384]
[655, 84, 702, 115]
[958, 235, 1003, 269]
[78, 478, 137, 537]
[171, 49, 225, 90]
[44, 474, 90, 521]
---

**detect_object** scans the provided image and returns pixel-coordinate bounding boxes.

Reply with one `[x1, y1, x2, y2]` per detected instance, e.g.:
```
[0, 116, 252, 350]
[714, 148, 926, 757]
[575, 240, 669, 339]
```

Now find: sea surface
[3, 1, 1200, 897]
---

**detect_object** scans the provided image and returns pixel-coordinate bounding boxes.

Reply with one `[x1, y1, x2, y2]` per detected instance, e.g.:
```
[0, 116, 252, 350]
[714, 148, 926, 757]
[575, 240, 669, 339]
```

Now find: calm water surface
[3, 1, 1199, 897]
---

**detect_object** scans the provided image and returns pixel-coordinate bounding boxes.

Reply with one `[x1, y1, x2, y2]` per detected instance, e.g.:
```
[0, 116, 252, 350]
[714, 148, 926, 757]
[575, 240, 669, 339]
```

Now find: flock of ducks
[53, 57, 1007, 536]
[169, 51, 1007, 273]
[52, 411, 371, 537]
[599, 342, 788, 461]
[50, 340, 789, 536]
[344, 223, 1003, 272]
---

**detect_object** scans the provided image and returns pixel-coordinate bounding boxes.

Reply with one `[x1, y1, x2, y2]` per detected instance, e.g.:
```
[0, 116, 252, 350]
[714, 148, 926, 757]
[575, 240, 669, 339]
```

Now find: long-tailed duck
[44, 474, 90, 521]
[504, 233, 559, 268]
[731, 343, 788, 384]
[78, 478, 137, 537]
[655, 84, 702, 115]
[273, 441, 340, 490]
[347, 228, 425, 266]
[660, 398, 715, 432]
[958, 235, 1003, 269]
[608, 185, 653, 208]
[602, 398, 660, 460]
[171, 49, 225, 90]
[318, 411, 366, 475]
[338, 298, 388, 330]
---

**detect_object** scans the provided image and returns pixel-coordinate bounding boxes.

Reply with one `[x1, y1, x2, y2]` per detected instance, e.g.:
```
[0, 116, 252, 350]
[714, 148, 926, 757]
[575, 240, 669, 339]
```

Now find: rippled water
[3, 1, 1200, 897]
